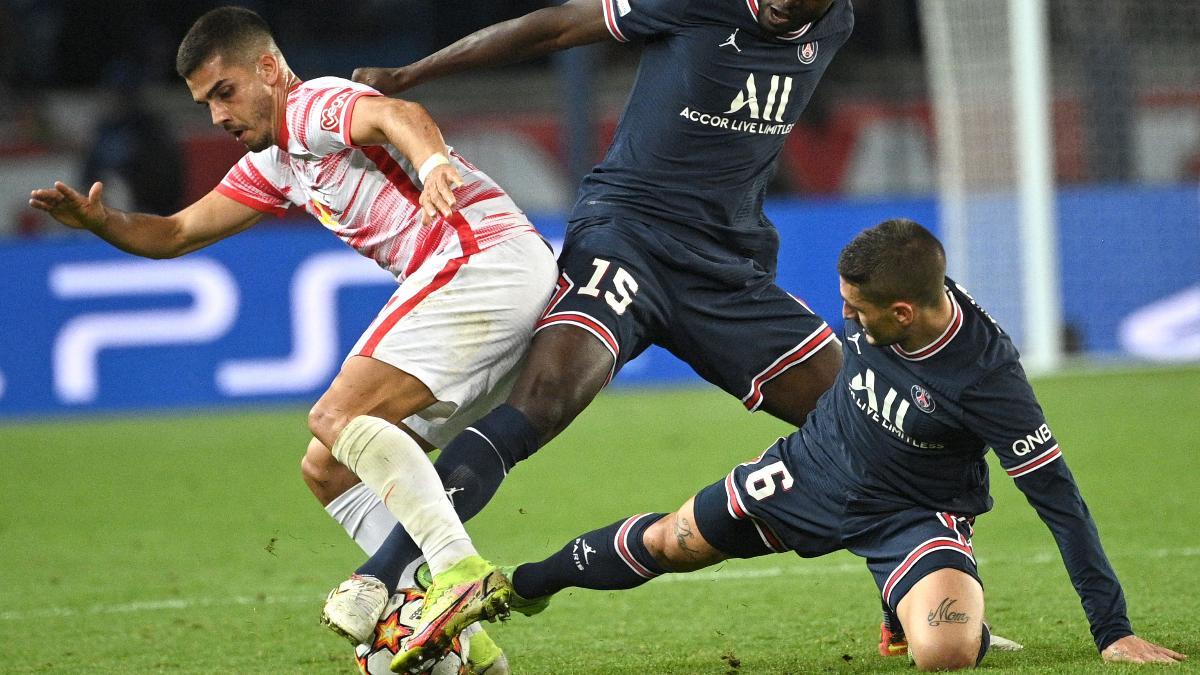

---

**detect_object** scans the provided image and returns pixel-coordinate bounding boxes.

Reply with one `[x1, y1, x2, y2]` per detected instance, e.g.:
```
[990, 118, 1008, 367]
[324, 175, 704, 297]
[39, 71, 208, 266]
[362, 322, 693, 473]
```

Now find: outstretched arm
[963, 365, 1185, 662]
[353, 0, 610, 95]
[29, 181, 265, 259]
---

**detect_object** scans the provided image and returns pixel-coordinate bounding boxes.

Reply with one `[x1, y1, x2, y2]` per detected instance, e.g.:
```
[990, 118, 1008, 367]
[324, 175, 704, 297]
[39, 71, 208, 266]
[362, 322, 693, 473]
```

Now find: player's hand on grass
[1101, 635, 1186, 664]
[419, 164, 463, 225]
[352, 66, 409, 95]
[29, 181, 108, 231]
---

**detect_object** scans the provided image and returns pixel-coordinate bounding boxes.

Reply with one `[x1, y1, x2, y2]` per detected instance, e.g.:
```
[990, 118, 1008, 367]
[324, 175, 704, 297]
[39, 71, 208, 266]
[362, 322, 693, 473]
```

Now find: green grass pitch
[1, 366, 1197, 673]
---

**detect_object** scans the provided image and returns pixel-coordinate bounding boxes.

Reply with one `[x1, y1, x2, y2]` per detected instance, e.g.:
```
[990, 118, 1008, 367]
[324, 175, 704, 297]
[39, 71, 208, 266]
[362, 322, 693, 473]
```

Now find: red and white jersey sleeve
[217, 76, 535, 281]
[216, 151, 291, 216]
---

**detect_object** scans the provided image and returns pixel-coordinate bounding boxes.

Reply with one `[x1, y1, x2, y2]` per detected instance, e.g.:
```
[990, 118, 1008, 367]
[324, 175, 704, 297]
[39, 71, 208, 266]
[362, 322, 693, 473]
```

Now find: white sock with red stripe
[331, 415, 477, 575]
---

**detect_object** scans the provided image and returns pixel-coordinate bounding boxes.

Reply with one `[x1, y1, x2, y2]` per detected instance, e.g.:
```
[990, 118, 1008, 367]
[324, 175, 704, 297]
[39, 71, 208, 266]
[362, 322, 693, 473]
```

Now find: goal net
[918, 0, 1200, 368]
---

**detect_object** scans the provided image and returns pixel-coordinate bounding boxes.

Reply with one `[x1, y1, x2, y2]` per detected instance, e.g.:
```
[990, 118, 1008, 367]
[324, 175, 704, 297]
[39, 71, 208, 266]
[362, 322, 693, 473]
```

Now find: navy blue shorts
[692, 435, 981, 613]
[537, 216, 835, 409]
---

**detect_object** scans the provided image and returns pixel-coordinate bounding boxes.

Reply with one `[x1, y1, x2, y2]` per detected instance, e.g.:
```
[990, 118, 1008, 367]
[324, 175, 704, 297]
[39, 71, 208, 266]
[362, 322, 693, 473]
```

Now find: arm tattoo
[673, 515, 705, 559]
[927, 597, 970, 626]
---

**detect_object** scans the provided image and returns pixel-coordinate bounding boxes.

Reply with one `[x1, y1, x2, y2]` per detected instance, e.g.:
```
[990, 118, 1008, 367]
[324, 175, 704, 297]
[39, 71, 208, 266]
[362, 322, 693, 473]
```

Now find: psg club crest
[798, 41, 818, 64]
[910, 385, 936, 413]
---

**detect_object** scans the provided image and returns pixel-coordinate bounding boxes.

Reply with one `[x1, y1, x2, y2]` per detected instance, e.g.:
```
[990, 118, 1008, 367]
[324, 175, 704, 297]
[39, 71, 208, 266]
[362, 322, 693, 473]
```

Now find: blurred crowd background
[3, 0, 1195, 236]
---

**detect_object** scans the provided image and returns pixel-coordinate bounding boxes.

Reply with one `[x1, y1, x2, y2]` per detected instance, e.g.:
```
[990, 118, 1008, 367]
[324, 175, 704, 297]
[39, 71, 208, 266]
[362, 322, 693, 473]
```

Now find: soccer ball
[354, 588, 470, 675]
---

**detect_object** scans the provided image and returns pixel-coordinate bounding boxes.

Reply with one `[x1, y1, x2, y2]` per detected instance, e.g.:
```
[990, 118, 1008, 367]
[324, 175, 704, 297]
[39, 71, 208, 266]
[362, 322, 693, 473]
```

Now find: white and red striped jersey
[216, 76, 535, 280]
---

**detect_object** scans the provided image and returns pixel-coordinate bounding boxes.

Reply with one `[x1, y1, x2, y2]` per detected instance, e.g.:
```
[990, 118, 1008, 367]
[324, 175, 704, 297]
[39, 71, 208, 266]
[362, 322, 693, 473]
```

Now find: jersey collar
[743, 0, 814, 41]
[891, 290, 963, 361]
[275, 81, 303, 150]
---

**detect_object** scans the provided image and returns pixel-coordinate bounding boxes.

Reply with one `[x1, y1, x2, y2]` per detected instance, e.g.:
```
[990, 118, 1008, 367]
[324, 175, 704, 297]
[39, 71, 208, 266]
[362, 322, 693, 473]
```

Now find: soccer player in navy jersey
[428, 219, 1182, 670]
[323, 0, 856, 642]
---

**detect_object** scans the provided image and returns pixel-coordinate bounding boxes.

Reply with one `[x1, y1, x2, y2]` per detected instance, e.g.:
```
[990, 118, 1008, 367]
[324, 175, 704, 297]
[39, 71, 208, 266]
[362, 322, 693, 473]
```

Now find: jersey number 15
[578, 258, 639, 315]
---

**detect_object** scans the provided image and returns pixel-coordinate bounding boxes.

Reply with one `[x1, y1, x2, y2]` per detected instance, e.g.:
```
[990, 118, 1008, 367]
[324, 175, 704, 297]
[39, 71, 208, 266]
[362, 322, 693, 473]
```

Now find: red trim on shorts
[537, 312, 619, 358]
[751, 518, 787, 553]
[724, 471, 786, 552]
[359, 254, 469, 357]
[742, 324, 836, 411]
[535, 312, 619, 386]
[602, 0, 628, 42]
[540, 275, 573, 320]
[882, 537, 975, 607]
[724, 472, 750, 519]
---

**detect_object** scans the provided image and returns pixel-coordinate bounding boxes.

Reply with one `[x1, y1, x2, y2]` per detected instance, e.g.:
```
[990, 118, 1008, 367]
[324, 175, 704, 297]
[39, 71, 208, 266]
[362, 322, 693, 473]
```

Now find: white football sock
[324, 482, 428, 587]
[324, 482, 396, 556]
[332, 416, 478, 576]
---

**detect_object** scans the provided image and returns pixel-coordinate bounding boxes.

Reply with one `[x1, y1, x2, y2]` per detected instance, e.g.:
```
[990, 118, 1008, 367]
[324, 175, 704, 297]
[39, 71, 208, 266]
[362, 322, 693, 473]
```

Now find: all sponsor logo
[678, 74, 798, 134]
[726, 74, 794, 122]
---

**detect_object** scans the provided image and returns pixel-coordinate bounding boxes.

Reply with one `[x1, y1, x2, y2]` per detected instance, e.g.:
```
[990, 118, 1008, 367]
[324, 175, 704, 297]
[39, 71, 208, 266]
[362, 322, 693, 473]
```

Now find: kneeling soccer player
[392, 219, 1186, 671]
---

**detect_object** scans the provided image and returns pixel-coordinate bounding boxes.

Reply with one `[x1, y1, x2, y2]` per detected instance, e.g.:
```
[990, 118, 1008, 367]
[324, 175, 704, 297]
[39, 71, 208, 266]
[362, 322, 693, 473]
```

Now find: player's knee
[300, 438, 337, 482]
[307, 402, 352, 449]
[300, 437, 361, 504]
[910, 636, 980, 671]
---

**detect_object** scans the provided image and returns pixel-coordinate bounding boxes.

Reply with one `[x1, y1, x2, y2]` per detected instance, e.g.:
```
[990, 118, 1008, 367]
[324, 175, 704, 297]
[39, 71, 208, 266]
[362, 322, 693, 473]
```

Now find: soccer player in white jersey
[29, 7, 555, 671]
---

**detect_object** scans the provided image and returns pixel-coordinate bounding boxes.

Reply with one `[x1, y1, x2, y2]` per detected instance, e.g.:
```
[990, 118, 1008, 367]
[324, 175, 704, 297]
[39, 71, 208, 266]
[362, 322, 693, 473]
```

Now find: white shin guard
[332, 416, 476, 574]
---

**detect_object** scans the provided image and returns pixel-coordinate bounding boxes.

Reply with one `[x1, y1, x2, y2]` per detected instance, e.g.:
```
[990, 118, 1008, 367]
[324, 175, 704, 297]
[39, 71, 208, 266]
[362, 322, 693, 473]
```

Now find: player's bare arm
[29, 182, 264, 259]
[352, 0, 609, 95]
[348, 95, 463, 223]
[1101, 635, 1187, 664]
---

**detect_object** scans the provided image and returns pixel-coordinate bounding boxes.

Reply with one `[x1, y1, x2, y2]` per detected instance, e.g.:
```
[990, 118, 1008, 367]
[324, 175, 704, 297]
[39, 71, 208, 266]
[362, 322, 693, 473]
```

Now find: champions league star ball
[354, 588, 470, 675]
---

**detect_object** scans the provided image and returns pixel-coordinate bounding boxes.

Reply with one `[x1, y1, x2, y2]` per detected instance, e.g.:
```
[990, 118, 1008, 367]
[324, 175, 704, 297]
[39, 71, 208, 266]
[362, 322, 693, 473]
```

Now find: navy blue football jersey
[573, 0, 854, 256]
[793, 278, 1131, 649]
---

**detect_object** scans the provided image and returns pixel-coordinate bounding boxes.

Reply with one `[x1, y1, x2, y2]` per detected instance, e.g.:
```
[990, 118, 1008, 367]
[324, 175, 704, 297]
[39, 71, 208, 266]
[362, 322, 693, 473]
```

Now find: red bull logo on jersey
[798, 41, 818, 64]
[309, 198, 340, 228]
[910, 384, 936, 413]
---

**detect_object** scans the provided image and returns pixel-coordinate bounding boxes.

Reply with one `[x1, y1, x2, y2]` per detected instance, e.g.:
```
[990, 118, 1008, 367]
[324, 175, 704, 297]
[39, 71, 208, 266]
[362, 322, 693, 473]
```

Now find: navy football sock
[511, 513, 667, 598]
[354, 405, 541, 590]
[976, 622, 991, 666]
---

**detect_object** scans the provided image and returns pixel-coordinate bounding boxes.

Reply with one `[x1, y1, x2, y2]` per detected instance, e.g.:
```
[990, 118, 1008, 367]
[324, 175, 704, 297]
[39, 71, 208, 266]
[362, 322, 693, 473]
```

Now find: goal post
[919, 0, 1063, 373]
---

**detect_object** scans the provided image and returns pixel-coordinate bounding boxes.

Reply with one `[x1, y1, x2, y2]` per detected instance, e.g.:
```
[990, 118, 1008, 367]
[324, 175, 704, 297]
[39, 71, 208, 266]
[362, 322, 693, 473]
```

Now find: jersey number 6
[578, 258, 639, 315]
[745, 461, 795, 500]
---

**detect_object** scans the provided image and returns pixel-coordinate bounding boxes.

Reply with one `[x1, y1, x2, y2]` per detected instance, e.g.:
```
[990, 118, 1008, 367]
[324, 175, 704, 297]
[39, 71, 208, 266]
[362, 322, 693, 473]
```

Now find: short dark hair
[176, 6, 276, 79]
[837, 218, 947, 307]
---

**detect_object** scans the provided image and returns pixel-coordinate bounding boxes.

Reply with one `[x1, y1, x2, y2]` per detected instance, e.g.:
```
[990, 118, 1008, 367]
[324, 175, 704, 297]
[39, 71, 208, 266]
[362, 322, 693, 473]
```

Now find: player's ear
[891, 302, 914, 327]
[256, 52, 280, 85]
